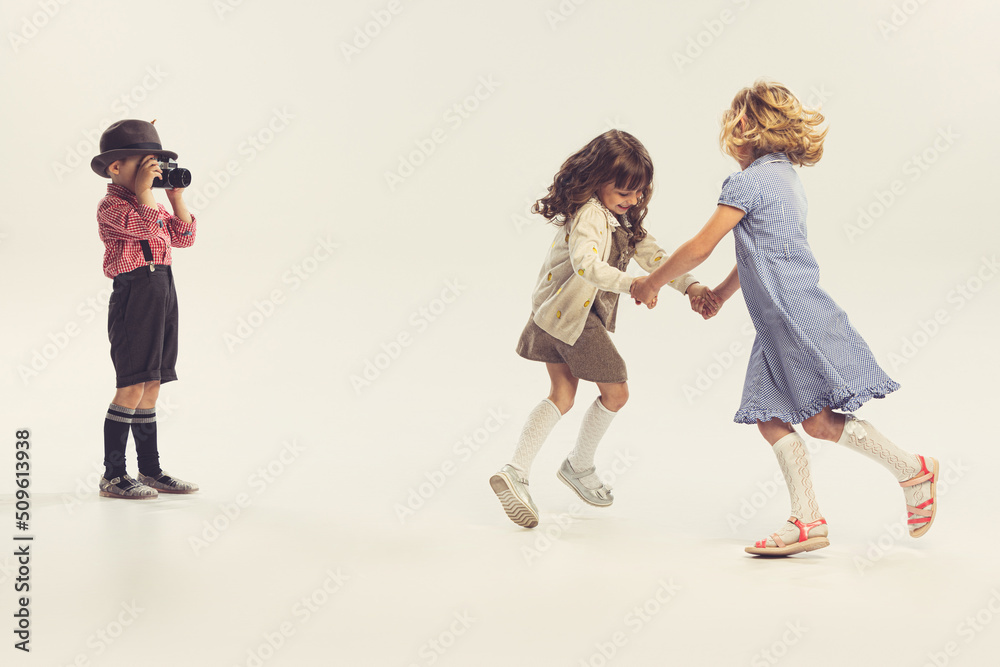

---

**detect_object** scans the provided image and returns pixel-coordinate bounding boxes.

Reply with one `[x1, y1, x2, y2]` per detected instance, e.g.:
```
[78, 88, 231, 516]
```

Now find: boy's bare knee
[113, 384, 145, 409]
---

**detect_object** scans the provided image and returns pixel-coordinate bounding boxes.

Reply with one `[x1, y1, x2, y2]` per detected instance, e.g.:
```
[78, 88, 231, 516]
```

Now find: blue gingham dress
[720, 153, 899, 424]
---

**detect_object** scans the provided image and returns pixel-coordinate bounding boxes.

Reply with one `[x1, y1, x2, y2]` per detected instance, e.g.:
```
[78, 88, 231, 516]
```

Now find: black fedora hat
[91, 119, 178, 177]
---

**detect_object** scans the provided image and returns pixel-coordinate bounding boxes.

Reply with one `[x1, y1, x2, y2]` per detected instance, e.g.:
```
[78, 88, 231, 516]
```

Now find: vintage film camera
[152, 158, 192, 189]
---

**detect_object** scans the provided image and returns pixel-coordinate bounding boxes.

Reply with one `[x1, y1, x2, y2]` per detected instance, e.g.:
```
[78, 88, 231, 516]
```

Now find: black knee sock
[132, 408, 161, 477]
[103, 404, 135, 479]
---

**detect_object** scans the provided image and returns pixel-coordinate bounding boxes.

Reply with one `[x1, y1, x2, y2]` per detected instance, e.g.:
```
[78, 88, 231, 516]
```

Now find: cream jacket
[530, 198, 698, 345]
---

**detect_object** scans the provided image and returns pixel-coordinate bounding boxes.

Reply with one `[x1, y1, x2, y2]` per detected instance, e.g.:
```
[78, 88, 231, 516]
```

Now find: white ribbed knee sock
[510, 399, 562, 478]
[836, 416, 921, 481]
[762, 432, 827, 547]
[568, 398, 617, 490]
[773, 432, 823, 524]
[836, 416, 930, 525]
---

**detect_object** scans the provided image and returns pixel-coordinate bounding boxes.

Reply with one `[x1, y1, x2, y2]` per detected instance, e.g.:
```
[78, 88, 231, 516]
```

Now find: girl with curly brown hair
[489, 130, 719, 529]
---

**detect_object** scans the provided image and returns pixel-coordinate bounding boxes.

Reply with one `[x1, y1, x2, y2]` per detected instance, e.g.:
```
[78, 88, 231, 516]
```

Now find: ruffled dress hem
[733, 379, 900, 425]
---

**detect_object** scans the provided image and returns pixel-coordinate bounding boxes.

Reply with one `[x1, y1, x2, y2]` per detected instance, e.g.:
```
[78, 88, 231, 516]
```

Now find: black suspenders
[139, 240, 156, 272]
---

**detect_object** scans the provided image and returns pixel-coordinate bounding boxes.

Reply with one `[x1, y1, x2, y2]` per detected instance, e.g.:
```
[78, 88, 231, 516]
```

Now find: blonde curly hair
[720, 81, 827, 167]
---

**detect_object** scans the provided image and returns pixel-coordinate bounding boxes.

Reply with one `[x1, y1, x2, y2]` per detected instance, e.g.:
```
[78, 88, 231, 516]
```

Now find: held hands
[687, 283, 723, 320]
[629, 278, 725, 318]
[630, 276, 660, 309]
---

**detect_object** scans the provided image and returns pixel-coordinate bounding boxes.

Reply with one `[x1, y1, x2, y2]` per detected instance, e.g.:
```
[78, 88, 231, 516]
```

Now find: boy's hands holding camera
[134, 155, 163, 209]
[131, 154, 192, 224]
[165, 183, 192, 224]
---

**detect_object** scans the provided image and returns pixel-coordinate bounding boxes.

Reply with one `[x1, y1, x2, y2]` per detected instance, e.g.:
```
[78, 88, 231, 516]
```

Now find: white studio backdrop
[2, 1, 999, 665]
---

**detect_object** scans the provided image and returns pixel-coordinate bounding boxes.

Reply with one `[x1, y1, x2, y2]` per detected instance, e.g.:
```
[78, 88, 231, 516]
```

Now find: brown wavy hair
[533, 130, 652, 246]
[720, 80, 827, 167]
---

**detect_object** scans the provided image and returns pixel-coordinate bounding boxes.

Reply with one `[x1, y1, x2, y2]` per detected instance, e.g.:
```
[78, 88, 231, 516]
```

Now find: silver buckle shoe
[557, 458, 613, 507]
[137, 471, 199, 494]
[489, 464, 539, 528]
[99, 474, 158, 499]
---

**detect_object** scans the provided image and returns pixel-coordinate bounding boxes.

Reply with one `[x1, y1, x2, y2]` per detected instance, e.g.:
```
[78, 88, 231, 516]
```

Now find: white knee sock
[836, 416, 930, 528]
[761, 433, 827, 547]
[510, 399, 562, 478]
[836, 416, 921, 482]
[568, 398, 617, 490]
[773, 432, 823, 524]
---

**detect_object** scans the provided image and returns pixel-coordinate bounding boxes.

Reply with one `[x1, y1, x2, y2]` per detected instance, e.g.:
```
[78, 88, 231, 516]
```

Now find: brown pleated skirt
[515, 311, 627, 383]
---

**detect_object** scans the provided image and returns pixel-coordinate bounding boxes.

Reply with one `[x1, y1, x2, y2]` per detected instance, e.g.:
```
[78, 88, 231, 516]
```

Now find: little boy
[91, 119, 199, 499]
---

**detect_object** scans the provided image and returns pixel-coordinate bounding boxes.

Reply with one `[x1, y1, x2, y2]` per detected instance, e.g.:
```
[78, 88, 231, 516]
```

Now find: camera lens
[166, 168, 192, 188]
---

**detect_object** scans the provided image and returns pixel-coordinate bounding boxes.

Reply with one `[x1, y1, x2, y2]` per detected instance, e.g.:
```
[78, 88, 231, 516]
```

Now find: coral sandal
[900, 455, 938, 538]
[745, 517, 830, 556]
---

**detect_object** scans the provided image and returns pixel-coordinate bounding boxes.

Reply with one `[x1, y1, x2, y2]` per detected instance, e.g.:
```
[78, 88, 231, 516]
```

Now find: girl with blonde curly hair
[489, 130, 718, 528]
[633, 81, 939, 556]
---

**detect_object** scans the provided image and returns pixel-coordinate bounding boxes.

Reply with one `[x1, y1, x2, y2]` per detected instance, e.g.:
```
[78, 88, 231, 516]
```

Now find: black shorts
[107, 265, 179, 388]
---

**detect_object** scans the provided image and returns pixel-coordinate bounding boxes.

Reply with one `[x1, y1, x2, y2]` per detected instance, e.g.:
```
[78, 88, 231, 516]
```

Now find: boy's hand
[165, 184, 193, 224]
[630, 276, 659, 309]
[133, 155, 162, 207]
[133, 155, 162, 192]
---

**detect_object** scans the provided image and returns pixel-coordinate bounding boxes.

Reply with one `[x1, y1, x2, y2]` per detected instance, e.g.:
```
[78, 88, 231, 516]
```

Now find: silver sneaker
[557, 458, 613, 507]
[137, 471, 199, 494]
[489, 464, 539, 528]
[99, 474, 158, 500]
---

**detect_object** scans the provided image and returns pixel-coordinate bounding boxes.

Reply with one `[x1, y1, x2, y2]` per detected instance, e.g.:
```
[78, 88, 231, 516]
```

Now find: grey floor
[5, 400, 994, 666]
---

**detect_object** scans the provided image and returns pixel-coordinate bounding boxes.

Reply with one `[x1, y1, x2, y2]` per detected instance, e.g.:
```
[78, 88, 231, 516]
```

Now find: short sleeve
[718, 170, 761, 214]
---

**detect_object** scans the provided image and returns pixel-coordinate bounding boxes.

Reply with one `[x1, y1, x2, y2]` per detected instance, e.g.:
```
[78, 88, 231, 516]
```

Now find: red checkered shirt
[97, 183, 197, 278]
